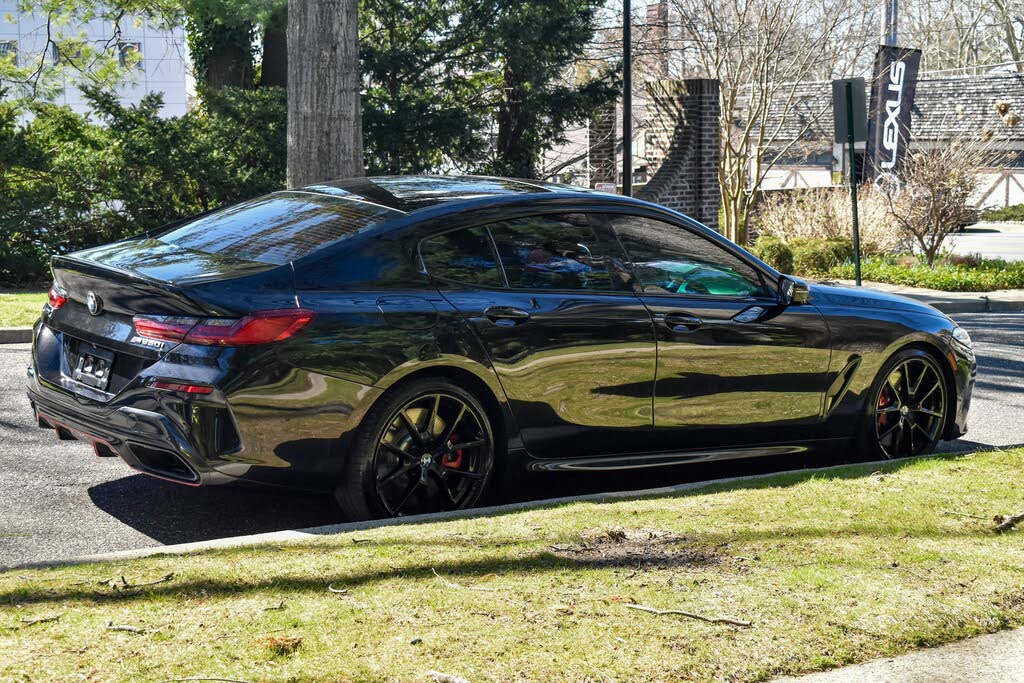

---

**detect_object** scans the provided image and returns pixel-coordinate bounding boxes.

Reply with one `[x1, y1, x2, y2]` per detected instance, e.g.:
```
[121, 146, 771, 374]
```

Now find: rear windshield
[158, 191, 402, 265]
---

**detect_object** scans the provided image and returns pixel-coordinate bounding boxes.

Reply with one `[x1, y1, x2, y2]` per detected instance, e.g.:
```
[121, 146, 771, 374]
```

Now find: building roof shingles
[755, 73, 1024, 144]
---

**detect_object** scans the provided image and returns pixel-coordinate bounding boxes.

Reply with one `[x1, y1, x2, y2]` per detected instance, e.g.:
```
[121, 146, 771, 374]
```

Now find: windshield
[158, 191, 403, 265]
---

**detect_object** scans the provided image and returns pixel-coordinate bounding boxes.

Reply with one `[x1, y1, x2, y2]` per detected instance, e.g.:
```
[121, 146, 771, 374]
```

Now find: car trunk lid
[43, 239, 286, 400]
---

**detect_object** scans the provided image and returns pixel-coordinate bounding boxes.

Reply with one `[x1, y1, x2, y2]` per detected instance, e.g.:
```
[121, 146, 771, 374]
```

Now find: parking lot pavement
[2, 312, 1022, 569]
[943, 223, 1024, 262]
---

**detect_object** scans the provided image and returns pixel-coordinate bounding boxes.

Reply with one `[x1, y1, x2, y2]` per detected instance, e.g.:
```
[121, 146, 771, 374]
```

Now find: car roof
[297, 175, 609, 214]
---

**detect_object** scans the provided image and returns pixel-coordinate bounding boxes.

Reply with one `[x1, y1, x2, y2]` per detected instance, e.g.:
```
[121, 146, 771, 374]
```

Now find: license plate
[72, 344, 115, 391]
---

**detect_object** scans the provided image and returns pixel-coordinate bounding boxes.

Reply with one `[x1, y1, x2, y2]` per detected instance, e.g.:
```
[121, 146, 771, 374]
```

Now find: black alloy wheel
[337, 378, 495, 520]
[870, 350, 948, 459]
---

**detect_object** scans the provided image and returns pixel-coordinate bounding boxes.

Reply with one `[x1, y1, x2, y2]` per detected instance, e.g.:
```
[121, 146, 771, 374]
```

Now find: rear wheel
[864, 349, 948, 459]
[335, 378, 495, 520]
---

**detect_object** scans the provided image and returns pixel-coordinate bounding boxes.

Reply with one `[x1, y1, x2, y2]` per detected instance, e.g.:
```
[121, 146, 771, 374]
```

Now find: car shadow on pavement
[86, 452, 850, 546]
[87, 475, 343, 545]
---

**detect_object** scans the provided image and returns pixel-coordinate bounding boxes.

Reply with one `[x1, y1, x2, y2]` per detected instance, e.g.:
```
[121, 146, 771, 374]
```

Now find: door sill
[526, 445, 808, 472]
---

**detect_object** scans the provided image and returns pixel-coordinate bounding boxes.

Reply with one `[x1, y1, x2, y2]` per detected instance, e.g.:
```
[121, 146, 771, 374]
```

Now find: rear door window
[420, 227, 504, 287]
[487, 214, 632, 291]
[159, 192, 402, 265]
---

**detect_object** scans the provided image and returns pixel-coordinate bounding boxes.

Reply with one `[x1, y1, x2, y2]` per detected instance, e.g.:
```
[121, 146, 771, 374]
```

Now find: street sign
[594, 182, 618, 194]
[832, 77, 868, 286]
[832, 78, 868, 144]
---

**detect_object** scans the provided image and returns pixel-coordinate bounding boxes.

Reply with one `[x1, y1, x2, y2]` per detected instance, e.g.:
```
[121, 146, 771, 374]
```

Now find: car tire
[860, 347, 949, 460]
[335, 377, 496, 521]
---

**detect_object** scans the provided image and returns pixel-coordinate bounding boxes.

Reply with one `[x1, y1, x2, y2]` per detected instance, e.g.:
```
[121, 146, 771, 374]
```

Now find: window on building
[0, 41, 17, 67]
[118, 41, 143, 70]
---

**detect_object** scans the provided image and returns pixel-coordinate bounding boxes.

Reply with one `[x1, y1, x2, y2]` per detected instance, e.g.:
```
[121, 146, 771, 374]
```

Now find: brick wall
[636, 79, 721, 230]
[588, 99, 617, 187]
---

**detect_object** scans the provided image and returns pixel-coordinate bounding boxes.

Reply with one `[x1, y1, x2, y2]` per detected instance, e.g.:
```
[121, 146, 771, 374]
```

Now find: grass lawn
[3, 449, 1024, 682]
[0, 291, 45, 328]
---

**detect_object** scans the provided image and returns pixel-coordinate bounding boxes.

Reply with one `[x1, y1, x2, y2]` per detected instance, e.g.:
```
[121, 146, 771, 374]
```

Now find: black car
[27, 176, 976, 519]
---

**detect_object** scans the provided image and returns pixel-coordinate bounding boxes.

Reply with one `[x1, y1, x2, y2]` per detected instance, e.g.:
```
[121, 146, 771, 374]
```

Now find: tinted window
[159, 192, 402, 265]
[611, 216, 767, 297]
[420, 227, 503, 287]
[488, 214, 631, 291]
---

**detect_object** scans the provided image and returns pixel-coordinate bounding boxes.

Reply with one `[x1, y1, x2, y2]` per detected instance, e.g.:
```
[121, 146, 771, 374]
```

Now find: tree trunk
[496, 64, 534, 178]
[261, 4, 288, 88]
[287, 0, 364, 187]
[190, 17, 255, 92]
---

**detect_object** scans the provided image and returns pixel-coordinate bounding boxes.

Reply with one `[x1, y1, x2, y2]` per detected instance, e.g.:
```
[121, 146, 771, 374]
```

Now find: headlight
[951, 326, 972, 350]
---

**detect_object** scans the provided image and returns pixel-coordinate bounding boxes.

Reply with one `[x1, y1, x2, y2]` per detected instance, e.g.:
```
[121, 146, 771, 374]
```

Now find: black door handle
[663, 312, 703, 332]
[484, 306, 531, 326]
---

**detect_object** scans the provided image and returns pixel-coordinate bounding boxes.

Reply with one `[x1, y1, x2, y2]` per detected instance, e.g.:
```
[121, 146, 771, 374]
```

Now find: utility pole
[622, 0, 632, 197]
[881, 0, 898, 46]
[845, 80, 863, 286]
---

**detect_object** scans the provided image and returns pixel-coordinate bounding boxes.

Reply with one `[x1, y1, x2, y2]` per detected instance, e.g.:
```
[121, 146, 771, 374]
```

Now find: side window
[610, 215, 768, 297]
[487, 214, 632, 291]
[420, 227, 503, 287]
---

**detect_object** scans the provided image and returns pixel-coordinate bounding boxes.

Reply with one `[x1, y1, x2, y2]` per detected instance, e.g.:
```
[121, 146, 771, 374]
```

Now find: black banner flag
[865, 45, 922, 182]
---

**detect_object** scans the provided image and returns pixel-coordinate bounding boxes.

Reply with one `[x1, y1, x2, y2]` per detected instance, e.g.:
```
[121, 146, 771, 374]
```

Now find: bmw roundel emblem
[87, 292, 103, 316]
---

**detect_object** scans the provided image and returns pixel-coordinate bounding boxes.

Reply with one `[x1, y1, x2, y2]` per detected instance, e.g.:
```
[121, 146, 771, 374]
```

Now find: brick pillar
[588, 99, 617, 188]
[636, 79, 721, 231]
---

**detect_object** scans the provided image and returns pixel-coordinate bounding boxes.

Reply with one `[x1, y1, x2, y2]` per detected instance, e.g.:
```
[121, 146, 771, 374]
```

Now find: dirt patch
[549, 527, 722, 569]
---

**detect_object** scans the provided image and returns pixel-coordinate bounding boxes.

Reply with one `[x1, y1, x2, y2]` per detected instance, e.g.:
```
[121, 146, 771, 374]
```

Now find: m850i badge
[130, 335, 166, 349]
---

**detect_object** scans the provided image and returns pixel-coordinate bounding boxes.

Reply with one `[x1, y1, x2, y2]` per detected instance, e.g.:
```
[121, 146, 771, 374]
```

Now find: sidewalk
[835, 280, 1024, 314]
[775, 628, 1024, 682]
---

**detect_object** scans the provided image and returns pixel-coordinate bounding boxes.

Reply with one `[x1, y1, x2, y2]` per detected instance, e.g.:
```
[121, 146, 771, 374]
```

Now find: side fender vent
[824, 356, 862, 418]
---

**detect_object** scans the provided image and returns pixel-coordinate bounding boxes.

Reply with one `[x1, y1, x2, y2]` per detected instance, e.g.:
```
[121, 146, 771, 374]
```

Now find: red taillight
[47, 283, 68, 310]
[186, 309, 316, 346]
[133, 309, 315, 347]
[150, 381, 214, 395]
[132, 316, 197, 342]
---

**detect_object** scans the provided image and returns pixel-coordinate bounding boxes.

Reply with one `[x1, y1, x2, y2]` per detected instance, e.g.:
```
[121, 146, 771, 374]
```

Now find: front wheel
[863, 348, 949, 459]
[335, 378, 496, 520]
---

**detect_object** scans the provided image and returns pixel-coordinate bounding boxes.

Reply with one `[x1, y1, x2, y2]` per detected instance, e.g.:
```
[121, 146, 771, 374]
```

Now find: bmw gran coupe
[27, 176, 976, 519]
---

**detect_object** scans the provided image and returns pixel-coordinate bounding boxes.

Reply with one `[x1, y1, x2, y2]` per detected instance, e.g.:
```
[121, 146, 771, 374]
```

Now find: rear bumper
[28, 365, 224, 486]
[27, 319, 383, 490]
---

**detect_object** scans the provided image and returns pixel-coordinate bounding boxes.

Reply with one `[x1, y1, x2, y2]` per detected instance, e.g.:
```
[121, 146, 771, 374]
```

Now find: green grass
[0, 291, 46, 327]
[3, 449, 1024, 682]
[828, 255, 1024, 291]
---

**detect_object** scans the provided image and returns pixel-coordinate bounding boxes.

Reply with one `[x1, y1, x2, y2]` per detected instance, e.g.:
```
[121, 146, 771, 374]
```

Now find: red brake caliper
[442, 432, 463, 469]
[878, 387, 892, 429]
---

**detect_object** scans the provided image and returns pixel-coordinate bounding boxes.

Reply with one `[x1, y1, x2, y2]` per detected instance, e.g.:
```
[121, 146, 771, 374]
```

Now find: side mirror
[778, 275, 809, 306]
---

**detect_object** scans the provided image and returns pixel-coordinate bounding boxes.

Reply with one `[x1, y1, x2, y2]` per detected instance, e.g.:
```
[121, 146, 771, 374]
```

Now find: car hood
[808, 281, 948, 320]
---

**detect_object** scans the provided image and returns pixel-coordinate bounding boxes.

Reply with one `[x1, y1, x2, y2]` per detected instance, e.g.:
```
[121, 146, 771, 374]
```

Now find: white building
[0, 4, 189, 117]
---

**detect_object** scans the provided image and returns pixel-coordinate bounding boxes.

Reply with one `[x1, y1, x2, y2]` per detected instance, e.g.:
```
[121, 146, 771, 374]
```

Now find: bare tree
[882, 140, 992, 266]
[287, 0, 364, 187]
[668, 0, 875, 244]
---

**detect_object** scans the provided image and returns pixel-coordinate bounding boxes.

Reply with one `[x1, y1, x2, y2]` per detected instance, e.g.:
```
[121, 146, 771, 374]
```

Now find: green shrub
[750, 235, 794, 273]
[979, 203, 1024, 222]
[0, 87, 286, 286]
[828, 255, 1024, 292]
[789, 238, 855, 276]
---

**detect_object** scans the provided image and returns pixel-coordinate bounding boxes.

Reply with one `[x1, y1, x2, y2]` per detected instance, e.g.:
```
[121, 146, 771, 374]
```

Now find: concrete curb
[0, 327, 32, 344]
[928, 296, 1024, 314]
[6, 454, 931, 572]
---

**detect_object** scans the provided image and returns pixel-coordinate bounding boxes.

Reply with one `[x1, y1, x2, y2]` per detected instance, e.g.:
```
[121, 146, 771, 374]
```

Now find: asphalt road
[2, 312, 1022, 568]
[943, 223, 1024, 262]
